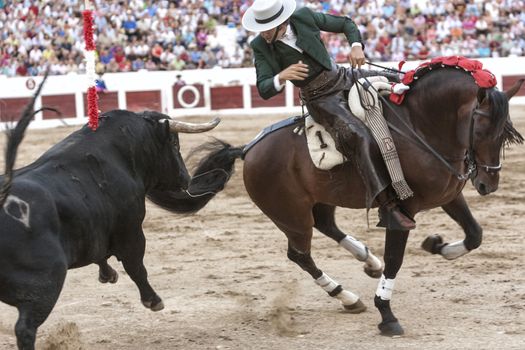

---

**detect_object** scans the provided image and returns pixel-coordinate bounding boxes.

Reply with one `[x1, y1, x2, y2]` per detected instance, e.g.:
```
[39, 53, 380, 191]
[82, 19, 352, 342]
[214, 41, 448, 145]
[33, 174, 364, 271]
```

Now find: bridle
[357, 75, 503, 182]
[466, 105, 502, 179]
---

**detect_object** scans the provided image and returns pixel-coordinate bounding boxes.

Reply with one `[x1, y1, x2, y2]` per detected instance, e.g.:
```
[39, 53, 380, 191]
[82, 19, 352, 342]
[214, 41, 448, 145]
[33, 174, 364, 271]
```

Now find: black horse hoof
[364, 265, 383, 279]
[378, 320, 404, 336]
[421, 234, 444, 254]
[142, 299, 165, 311]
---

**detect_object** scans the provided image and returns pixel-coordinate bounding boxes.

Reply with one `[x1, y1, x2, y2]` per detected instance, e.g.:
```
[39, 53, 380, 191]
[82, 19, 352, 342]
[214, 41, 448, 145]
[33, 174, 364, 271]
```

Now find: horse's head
[470, 79, 524, 195]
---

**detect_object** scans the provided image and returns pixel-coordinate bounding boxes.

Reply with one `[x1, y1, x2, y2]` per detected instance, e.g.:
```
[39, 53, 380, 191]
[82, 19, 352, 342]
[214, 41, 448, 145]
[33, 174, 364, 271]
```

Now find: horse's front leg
[374, 228, 409, 336]
[422, 193, 482, 260]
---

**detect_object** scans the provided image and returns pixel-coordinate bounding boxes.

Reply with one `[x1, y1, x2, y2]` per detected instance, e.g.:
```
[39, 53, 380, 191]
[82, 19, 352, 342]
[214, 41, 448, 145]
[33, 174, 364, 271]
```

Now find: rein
[365, 61, 406, 75]
[356, 73, 496, 181]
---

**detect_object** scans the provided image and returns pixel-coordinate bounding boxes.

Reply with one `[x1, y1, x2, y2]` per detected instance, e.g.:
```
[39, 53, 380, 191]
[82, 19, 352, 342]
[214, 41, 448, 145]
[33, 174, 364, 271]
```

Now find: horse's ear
[477, 88, 486, 104]
[505, 78, 524, 100]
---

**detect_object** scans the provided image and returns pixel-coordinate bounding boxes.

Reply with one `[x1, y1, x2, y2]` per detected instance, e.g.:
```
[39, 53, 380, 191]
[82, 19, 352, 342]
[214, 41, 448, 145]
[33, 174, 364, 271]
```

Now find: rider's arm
[252, 43, 282, 100]
[305, 7, 363, 47]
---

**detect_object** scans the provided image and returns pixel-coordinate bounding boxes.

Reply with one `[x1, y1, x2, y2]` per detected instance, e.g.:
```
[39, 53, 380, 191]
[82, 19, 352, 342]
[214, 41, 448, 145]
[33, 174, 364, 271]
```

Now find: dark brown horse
[190, 67, 523, 336]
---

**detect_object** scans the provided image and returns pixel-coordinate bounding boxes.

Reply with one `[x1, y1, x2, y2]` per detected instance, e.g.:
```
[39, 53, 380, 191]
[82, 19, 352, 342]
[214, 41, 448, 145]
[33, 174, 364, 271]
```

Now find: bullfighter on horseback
[242, 0, 415, 231]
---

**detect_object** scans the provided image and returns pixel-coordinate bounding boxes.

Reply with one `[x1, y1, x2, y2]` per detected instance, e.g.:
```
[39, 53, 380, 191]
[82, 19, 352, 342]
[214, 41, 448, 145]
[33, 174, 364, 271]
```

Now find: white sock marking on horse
[315, 272, 359, 305]
[336, 290, 360, 305]
[339, 235, 368, 261]
[3, 195, 31, 229]
[340, 235, 382, 271]
[376, 274, 395, 300]
[441, 241, 469, 260]
[365, 253, 383, 271]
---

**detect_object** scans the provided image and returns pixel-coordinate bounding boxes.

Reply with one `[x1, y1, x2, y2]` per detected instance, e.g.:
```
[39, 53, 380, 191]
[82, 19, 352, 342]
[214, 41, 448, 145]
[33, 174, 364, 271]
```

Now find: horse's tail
[147, 139, 244, 214]
[0, 74, 54, 208]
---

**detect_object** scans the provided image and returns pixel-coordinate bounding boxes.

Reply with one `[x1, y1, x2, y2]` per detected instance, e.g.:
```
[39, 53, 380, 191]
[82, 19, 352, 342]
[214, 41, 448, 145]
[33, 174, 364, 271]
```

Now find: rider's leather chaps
[301, 66, 394, 208]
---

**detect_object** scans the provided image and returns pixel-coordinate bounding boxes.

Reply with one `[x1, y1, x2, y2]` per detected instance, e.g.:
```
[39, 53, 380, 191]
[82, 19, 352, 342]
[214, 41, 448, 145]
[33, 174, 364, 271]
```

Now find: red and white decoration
[83, 0, 99, 130]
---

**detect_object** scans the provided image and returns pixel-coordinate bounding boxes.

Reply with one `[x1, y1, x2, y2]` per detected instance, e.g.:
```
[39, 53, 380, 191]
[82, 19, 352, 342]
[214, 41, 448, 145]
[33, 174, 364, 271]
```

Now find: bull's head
[158, 117, 220, 191]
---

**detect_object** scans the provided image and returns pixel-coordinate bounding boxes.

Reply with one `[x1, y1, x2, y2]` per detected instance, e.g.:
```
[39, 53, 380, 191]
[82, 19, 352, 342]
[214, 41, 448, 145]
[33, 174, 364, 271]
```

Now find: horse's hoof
[378, 320, 404, 336]
[142, 299, 164, 311]
[364, 265, 383, 279]
[343, 299, 367, 314]
[99, 271, 119, 284]
[421, 234, 444, 254]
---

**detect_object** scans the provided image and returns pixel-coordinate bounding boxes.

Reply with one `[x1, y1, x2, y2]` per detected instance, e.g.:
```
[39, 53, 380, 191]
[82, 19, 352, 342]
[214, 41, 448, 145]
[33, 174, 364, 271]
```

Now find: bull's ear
[505, 78, 524, 100]
[477, 87, 486, 104]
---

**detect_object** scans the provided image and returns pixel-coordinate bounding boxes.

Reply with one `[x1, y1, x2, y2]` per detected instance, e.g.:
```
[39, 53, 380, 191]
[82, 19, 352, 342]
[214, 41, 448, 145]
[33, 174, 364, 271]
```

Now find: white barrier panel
[0, 57, 524, 129]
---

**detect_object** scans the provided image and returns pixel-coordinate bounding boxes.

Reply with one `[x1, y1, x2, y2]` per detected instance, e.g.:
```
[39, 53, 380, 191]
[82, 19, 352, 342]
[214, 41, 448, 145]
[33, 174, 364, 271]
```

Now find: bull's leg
[280, 222, 366, 314]
[374, 228, 409, 336]
[118, 232, 164, 311]
[97, 259, 119, 284]
[14, 264, 66, 350]
[421, 193, 482, 260]
[313, 203, 383, 278]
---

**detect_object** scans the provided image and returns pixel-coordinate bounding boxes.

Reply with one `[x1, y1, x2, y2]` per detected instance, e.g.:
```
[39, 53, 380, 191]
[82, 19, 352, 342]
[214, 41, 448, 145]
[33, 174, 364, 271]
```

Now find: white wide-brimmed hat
[242, 0, 297, 32]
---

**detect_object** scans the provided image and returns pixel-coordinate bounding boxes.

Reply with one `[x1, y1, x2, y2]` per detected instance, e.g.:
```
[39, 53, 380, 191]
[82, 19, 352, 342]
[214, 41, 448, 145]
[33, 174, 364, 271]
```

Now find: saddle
[301, 76, 398, 171]
[243, 77, 412, 195]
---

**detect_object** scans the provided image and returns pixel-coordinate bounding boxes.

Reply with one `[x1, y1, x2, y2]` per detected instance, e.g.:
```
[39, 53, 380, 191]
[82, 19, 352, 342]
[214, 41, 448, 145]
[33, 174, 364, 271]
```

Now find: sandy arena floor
[0, 106, 524, 350]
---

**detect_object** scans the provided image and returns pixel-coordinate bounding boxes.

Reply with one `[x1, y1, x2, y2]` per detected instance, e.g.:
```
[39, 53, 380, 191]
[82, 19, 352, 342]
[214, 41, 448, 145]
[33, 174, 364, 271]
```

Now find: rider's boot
[376, 190, 416, 231]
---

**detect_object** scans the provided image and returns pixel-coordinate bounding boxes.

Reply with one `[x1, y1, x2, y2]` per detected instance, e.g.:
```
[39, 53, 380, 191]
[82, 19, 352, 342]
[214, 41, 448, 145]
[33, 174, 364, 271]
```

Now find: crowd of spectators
[0, 0, 523, 77]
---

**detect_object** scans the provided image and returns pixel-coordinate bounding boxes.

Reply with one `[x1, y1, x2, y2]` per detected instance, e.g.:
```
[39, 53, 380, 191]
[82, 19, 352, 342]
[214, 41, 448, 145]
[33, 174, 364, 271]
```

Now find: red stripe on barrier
[250, 85, 285, 108]
[0, 97, 33, 122]
[42, 95, 76, 119]
[126, 91, 161, 111]
[210, 86, 243, 110]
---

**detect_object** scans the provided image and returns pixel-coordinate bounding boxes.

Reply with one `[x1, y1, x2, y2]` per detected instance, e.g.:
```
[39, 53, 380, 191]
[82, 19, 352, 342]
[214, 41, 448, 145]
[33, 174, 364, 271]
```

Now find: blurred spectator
[174, 74, 186, 86]
[1, 0, 524, 78]
[95, 73, 108, 92]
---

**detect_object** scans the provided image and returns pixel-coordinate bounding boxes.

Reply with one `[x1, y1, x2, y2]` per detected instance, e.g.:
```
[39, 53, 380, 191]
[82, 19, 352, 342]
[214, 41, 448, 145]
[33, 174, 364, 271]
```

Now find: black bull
[0, 78, 234, 350]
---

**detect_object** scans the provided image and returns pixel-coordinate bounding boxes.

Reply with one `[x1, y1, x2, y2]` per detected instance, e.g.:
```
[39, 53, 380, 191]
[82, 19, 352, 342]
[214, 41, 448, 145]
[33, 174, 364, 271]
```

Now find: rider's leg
[306, 93, 415, 231]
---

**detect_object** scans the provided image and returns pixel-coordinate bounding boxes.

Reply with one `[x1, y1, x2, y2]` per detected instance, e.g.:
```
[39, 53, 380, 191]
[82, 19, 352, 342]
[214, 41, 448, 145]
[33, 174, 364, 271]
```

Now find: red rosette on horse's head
[472, 69, 497, 88]
[457, 58, 483, 71]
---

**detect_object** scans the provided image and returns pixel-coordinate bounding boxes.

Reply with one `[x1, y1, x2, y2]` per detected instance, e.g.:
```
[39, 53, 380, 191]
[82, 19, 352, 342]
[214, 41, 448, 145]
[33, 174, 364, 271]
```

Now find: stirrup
[377, 204, 416, 231]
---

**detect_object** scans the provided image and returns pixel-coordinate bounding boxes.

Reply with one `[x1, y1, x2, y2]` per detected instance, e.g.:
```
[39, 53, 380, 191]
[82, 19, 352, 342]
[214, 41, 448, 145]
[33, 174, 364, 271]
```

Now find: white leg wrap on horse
[365, 253, 383, 271]
[335, 289, 359, 305]
[339, 235, 368, 261]
[376, 274, 395, 301]
[441, 240, 469, 260]
[315, 273, 358, 304]
[315, 273, 340, 293]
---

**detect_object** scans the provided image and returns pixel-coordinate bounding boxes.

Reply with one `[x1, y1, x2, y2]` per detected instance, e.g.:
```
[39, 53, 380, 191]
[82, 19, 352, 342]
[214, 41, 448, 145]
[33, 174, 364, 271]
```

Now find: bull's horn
[166, 117, 220, 133]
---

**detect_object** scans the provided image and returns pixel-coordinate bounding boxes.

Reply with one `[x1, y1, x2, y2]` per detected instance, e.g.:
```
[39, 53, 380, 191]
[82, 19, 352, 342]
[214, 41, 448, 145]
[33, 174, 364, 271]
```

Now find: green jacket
[250, 7, 362, 100]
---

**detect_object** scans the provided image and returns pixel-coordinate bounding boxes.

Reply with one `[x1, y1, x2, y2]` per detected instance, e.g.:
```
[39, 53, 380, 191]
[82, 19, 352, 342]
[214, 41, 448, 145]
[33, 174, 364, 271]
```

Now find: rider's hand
[278, 60, 309, 84]
[350, 45, 365, 68]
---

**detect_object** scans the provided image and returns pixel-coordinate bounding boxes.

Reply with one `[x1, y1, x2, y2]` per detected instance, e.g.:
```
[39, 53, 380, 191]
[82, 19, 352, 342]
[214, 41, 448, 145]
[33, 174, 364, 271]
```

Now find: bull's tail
[147, 139, 244, 214]
[0, 74, 57, 207]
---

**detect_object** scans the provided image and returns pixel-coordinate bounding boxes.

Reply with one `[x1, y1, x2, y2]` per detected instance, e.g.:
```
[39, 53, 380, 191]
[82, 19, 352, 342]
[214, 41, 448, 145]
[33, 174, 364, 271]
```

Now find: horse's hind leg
[421, 193, 482, 260]
[98, 259, 119, 284]
[313, 203, 383, 278]
[277, 221, 366, 314]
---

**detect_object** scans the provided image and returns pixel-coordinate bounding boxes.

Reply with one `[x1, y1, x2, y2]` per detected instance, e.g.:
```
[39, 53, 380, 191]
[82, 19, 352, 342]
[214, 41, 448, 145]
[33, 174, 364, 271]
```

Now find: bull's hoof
[421, 234, 444, 254]
[142, 299, 164, 311]
[99, 271, 119, 284]
[364, 265, 383, 279]
[342, 299, 367, 314]
[378, 320, 404, 336]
